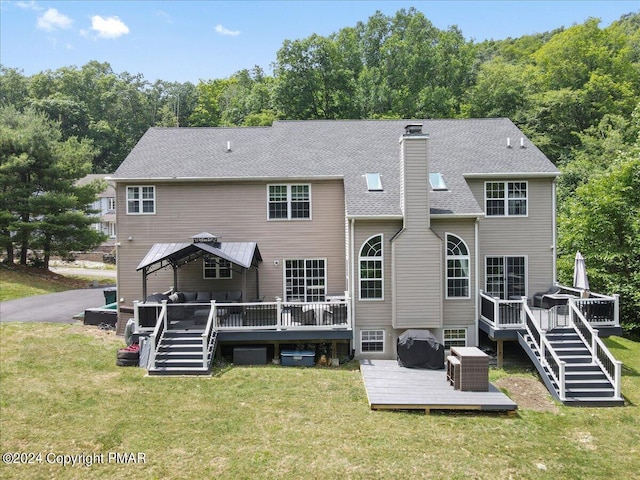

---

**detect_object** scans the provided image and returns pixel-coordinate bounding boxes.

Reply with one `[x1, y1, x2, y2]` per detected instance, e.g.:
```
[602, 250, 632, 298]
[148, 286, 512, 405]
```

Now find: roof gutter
[106, 175, 345, 183]
[462, 172, 561, 179]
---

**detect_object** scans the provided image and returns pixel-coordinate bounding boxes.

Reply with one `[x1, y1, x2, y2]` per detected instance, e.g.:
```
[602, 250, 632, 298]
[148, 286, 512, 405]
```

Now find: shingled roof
[113, 118, 560, 218]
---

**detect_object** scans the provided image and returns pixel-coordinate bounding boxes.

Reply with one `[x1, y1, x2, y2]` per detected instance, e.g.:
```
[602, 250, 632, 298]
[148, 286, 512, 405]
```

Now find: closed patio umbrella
[573, 251, 590, 292]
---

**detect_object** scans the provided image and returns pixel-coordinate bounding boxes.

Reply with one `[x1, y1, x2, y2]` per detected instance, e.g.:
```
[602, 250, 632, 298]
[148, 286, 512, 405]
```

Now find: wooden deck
[360, 359, 517, 414]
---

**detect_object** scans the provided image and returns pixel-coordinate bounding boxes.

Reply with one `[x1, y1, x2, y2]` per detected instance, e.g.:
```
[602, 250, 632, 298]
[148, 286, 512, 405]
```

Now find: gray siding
[115, 180, 346, 308]
[392, 135, 443, 329]
[467, 177, 556, 297]
[431, 218, 478, 347]
[353, 219, 402, 326]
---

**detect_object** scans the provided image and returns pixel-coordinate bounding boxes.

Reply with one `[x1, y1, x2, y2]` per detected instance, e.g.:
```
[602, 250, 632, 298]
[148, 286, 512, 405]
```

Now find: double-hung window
[361, 329, 385, 353]
[126, 186, 155, 214]
[485, 181, 527, 216]
[268, 184, 311, 220]
[444, 328, 467, 349]
[203, 257, 232, 279]
[486, 256, 526, 299]
[359, 235, 383, 300]
[446, 234, 470, 298]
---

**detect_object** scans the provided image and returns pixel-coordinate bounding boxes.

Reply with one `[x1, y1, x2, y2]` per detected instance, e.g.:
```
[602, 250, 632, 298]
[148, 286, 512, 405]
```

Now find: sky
[1, 1, 638, 84]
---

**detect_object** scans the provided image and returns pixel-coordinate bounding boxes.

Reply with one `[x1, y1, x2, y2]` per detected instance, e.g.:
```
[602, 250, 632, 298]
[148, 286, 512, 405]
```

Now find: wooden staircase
[518, 326, 623, 407]
[148, 328, 217, 376]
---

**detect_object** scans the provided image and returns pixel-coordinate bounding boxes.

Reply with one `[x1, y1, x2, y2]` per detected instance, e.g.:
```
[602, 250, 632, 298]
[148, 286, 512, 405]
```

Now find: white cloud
[215, 24, 240, 37]
[37, 8, 73, 31]
[90, 15, 130, 39]
[156, 10, 173, 24]
[16, 1, 41, 11]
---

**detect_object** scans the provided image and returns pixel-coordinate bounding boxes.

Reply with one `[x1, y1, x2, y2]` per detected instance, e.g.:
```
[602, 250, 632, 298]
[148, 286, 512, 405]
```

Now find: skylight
[429, 173, 447, 191]
[366, 173, 383, 191]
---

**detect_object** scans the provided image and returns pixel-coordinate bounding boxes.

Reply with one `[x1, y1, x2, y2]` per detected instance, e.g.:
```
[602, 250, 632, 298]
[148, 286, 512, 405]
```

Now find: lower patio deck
[360, 359, 517, 414]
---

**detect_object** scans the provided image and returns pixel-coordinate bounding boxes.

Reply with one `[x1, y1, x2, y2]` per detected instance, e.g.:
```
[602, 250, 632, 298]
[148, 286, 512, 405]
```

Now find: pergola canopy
[136, 236, 262, 300]
[137, 241, 262, 274]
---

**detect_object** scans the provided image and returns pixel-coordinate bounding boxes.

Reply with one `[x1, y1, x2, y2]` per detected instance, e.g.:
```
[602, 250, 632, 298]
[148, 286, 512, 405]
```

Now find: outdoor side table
[450, 347, 489, 392]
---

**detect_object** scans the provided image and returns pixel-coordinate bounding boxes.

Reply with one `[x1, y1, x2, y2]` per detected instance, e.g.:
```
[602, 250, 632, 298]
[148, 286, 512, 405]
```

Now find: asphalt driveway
[0, 288, 111, 323]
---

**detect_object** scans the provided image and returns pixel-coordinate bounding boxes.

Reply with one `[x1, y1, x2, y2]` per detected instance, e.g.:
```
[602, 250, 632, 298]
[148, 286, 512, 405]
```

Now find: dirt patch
[494, 376, 560, 413]
[66, 324, 122, 344]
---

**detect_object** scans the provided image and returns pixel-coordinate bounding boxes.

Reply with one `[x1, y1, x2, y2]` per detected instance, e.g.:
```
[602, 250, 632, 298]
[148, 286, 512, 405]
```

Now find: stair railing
[148, 300, 168, 370]
[523, 302, 566, 401]
[202, 300, 217, 370]
[569, 299, 622, 399]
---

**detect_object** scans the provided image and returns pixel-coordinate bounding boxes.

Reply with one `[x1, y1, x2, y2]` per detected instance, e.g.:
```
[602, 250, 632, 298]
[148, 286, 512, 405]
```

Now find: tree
[558, 138, 640, 335]
[0, 105, 105, 267]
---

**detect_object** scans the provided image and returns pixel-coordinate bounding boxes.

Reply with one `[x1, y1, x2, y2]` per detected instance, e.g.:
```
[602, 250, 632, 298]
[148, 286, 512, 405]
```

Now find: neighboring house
[111, 118, 561, 359]
[78, 173, 117, 244]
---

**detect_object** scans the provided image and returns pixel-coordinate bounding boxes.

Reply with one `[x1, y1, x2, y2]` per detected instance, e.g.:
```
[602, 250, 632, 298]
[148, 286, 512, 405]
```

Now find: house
[78, 173, 117, 246]
[110, 119, 623, 405]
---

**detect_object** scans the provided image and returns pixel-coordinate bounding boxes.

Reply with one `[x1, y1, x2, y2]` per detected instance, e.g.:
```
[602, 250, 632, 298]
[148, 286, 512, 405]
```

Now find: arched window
[446, 234, 470, 298]
[359, 234, 383, 300]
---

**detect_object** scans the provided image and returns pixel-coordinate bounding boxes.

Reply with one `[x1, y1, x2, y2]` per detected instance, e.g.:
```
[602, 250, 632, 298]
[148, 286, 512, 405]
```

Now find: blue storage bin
[281, 350, 315, 367]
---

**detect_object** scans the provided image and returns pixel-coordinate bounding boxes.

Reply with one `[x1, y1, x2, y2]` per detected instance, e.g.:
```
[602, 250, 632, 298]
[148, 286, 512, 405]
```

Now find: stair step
[156, 351, 203, 358]
[559, 355, 593, 364]
[148, 367, 211, 376]
[565, 372, 608, 381]
[565, 388, 615, 398]
[553, 348, 591, 356]
[563, 397, 624, 407]
[548, 341, 585, 348]
[565, 364, 602, 372]
[565, 378, 612, 388]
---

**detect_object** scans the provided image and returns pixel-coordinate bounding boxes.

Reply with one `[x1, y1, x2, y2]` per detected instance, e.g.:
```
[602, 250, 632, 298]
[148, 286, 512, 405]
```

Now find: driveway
[0, 288, 111, 323]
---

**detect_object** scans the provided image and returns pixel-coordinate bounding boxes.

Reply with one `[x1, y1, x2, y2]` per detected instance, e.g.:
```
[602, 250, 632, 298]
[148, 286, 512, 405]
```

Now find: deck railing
[134, 296, 351, 332]
[523, 303, 566, 400]
[202, 300, 218, 370]
[569, 299, 622, 398]
[555, 285, 619, 327]
[479, 291, 525, 329]
[147, 300, 168, 370]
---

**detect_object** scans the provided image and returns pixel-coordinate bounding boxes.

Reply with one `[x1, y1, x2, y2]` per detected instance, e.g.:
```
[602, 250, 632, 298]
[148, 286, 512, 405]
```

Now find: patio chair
[533, 286, 561, 308]
[290, 306, 316, 325]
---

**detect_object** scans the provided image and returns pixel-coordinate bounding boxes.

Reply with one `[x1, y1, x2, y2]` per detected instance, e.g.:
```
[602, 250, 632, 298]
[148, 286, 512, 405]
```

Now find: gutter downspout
[475, 218, 480, 347]
[552, 179, 558, 284]
[350, 218, 356, 350]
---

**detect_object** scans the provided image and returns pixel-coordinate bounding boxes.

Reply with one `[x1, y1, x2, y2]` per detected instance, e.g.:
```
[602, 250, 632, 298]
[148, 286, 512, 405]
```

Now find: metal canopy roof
[136, 241, 262, 273]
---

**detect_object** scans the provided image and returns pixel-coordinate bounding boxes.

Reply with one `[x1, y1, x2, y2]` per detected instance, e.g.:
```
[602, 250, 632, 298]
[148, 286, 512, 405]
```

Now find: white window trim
[445, 233, 471, 300]
[359, 234, 384, 301]
[107, 222, 116, 238]
[282, 258, 327, 302]
[267, 184, 312, 221]
[203, 257, 233, 280]
[484, 255, 528, 300]
[484, 181, 528, 217]
[443, 328, 467, 349]
[360, 329, 385, 354]
[126, 185, 156, 215]
[107, 197, 116, 212]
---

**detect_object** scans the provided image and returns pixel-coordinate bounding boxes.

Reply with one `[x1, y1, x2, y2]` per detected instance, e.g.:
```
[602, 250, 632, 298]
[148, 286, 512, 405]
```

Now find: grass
[1, 323, 639, 480]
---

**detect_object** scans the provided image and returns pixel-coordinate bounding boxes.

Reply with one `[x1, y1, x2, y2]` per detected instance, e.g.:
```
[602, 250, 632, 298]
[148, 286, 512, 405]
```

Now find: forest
[1, 8, 639, 333]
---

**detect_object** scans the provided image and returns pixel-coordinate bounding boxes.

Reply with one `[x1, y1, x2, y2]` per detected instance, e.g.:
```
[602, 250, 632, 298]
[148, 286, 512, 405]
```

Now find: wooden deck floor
[360, 359, 517, 414]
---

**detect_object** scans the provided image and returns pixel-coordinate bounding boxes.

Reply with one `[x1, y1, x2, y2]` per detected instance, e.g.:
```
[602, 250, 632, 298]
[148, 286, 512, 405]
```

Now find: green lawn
[0, 265, 112, 302]
[1, 323, 639, 480]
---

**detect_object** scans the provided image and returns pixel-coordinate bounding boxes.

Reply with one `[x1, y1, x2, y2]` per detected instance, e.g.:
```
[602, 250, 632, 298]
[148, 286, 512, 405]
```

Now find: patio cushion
[211, 291, 227, 302]
[226, 290, 242, 302]
[182, 291, 197, 302]
[196, 291, 212, 302]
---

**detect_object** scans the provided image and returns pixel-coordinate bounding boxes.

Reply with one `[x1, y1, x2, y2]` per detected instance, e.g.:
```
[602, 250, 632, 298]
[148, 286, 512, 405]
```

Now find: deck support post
[274, 342, 280, 364]
[496, 339, 504, 369]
